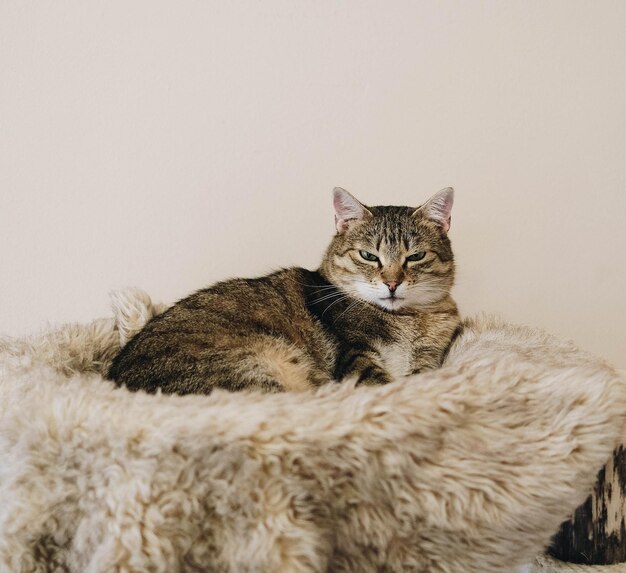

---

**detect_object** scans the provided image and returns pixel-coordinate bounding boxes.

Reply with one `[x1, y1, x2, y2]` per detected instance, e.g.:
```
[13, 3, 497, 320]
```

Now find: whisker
[309, 291, 346, 304]
[321, 294, 353, 318]
[332, 299, 363, 325]
[293, 281, 337, 289]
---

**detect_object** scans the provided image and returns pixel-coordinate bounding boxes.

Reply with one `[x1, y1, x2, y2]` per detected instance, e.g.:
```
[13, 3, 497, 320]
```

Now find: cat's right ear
[333, 187, 372, 233]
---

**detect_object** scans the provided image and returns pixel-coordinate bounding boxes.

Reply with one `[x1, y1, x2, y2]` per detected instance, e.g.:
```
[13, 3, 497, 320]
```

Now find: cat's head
[319, 187, 455, 312]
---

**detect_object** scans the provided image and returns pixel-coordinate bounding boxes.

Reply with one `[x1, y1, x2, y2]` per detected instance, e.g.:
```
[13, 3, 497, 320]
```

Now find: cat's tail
[109, 287, 168, 347]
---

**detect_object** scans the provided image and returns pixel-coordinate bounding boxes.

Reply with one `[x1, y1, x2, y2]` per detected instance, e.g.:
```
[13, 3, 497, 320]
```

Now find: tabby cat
[107, 187, 461, 394]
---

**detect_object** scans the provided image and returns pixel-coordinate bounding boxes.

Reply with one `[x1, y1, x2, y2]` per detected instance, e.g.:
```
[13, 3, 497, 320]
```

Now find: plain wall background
[1, 0, 625, 368]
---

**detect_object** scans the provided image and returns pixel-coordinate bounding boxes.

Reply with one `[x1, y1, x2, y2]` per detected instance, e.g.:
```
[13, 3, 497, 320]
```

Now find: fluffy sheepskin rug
[0, 289, 624, 573]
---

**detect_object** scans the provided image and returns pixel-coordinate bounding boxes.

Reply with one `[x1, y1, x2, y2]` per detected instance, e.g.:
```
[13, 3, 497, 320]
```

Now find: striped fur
[107, 188, 460, 394]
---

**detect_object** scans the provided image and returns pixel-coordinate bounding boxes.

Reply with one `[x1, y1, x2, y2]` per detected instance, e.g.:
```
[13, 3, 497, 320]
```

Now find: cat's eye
[359, 250, 379, 262]
[406, 251, 427, 262]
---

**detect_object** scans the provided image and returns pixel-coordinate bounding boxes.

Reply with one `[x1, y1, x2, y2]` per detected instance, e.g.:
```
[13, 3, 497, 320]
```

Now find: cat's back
[170, 266, 325, 331]
[116, 267, 315, 335]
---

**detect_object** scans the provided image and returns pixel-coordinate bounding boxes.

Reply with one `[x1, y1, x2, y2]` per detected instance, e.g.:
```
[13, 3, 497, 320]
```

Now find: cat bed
[0, 288, 624, 573]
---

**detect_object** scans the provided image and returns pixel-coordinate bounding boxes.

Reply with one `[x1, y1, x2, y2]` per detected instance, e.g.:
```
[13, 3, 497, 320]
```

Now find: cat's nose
[385, 281, 401, 294]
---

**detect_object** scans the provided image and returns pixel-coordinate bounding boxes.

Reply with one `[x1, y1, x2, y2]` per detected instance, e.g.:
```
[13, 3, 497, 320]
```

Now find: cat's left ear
[333, 187, 372, 233]
[413, 187, 454, 233]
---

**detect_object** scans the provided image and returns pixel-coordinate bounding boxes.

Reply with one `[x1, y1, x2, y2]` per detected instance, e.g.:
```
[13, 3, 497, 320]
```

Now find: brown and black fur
[107, 188, 461, 395]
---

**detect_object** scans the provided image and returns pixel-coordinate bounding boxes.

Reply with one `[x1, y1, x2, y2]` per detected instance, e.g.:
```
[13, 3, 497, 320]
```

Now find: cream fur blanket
[0, 289, 624, 573]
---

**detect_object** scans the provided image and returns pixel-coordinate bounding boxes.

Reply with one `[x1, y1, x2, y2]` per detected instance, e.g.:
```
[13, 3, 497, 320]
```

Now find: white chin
[376, 297, 407, 311]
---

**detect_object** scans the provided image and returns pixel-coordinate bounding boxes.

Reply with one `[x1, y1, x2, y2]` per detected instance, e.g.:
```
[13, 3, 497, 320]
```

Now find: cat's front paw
[338, 368, 391, 387]
[355, 366, 392, 386]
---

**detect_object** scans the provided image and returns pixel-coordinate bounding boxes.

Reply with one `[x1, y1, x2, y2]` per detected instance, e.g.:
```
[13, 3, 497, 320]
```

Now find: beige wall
[1, 1, 625, 368]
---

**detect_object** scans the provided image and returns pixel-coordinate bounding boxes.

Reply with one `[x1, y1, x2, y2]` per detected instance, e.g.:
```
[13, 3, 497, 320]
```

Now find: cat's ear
[414, 187, 454, 232]
[333, 187, 372, 233]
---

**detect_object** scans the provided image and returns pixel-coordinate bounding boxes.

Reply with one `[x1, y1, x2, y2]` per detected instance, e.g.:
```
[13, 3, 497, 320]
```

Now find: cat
[107, 187, 461, 395]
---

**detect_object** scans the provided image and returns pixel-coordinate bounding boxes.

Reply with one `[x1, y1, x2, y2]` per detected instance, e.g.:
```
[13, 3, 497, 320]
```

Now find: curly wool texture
[0, 290, 624, 573]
